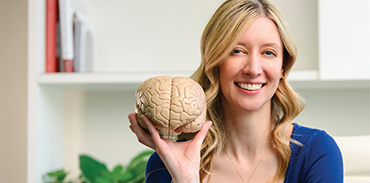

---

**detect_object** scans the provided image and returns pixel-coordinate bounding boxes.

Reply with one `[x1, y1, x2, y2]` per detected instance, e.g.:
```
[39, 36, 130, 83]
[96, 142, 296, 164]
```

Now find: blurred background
[1, 0, 369, 182]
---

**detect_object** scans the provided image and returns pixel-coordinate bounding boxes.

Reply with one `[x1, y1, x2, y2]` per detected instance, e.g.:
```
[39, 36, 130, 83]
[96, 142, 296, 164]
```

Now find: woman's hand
[128, 113, 212, 183]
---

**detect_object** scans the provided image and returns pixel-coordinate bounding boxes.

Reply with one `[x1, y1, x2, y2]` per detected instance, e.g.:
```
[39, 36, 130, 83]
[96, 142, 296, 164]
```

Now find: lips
[236, 82, 265, 91]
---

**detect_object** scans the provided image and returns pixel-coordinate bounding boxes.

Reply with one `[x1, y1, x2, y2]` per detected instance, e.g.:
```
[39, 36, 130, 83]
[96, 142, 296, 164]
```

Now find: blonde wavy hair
[190, 0, 306, 182]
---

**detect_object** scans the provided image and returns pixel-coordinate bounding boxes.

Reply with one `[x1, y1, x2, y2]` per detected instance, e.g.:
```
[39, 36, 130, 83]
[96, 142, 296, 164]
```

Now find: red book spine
[45, 0, 58, 72]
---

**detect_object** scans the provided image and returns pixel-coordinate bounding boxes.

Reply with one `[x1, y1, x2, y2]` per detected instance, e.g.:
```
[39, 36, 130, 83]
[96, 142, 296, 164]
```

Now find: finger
[192, 121, 212, 147]
[142, 115, 171, 152]
[128, 113, 146, 134]
[141, 115, 162, 143]
[128, 113, 156, 149]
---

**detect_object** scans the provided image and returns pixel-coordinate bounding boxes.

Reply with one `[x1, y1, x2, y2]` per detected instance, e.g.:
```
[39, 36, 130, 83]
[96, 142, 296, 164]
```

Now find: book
[58, 0, 92, 72]
[45, 0, 59, 73]
[58, 0, 75, 72]
[57, 22, 63, 72]
[73, 11, 93, 72]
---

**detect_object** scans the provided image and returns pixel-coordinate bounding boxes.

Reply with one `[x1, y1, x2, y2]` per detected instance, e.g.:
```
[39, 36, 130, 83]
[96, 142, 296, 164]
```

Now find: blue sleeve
[145, 151, 172, 183]
[303, 131, 343, 182]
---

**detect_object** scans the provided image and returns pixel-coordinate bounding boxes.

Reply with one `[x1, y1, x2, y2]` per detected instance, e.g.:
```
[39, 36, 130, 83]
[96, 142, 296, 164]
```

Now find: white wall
[81, 0, 225, 73]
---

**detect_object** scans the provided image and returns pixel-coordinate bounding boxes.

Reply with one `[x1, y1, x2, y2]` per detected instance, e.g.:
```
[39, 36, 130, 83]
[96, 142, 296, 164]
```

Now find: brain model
[134, 76, 206, 141]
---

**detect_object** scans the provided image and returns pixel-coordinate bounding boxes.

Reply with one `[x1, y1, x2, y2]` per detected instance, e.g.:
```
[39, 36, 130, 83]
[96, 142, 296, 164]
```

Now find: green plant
[43, 150, 154, 183]
[42, 169, 73, 183]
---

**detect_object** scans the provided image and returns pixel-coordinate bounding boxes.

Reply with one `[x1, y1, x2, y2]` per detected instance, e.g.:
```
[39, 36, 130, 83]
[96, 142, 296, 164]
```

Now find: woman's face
[219, 16, 283, 113]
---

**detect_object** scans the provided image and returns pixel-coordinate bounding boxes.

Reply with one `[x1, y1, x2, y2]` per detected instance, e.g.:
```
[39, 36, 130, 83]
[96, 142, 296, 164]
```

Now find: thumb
[191, 121, 212, 147]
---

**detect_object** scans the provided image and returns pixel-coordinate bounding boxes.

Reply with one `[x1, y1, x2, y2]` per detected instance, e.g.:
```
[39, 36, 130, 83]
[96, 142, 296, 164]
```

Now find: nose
[242, 53, 262, 77]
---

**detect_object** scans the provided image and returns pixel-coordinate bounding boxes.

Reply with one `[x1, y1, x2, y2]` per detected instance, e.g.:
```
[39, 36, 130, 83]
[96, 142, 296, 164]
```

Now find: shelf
[37, 71, 194, 91]
[37, 70, 369, 91]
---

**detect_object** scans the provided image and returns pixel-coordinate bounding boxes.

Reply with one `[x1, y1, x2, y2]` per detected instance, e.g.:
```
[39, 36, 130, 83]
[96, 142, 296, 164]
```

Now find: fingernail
[128, 115, 133, 123]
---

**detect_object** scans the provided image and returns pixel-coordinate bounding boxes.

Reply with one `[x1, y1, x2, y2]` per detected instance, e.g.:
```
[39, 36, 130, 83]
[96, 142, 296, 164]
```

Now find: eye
[230, 48, 245, 55]
[233, 50, 242, 54]
[264, 50, 277, 57]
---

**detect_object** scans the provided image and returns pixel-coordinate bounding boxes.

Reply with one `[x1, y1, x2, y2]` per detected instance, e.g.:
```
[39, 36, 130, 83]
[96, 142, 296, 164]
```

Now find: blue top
[145, 123, 343, 182]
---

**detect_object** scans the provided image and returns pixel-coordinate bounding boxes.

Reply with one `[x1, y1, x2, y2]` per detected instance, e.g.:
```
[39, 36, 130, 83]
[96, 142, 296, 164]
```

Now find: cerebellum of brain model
[134, 76, 206, 141]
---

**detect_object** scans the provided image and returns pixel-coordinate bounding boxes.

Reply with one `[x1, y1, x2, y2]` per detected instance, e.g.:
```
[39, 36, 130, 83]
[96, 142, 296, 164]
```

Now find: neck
[223, 101, 273, 158]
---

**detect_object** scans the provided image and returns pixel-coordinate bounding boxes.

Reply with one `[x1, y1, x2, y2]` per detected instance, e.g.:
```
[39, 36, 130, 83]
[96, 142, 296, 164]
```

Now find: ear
[280, 69, 284, 79]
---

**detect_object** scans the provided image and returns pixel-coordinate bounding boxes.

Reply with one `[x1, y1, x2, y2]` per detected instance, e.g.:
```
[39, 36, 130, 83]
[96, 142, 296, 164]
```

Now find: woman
[128, 0, 343, 182]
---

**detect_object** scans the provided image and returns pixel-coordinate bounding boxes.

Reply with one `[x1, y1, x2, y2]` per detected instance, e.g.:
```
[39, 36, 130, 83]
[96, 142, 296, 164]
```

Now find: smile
[236, 83, 265, 91]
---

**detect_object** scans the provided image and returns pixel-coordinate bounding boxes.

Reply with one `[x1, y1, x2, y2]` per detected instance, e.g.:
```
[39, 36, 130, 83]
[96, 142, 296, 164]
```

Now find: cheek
[218, 61, 235, 96]
[265, 61, 283, 79]
[218, 60, 234, 80]
[219, 69, 230, 93]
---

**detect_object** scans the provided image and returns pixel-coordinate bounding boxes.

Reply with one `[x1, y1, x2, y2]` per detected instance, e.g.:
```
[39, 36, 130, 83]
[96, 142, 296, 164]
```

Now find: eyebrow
[261, 42, 282, 50]
[235, 42, 282, 51]
[235, 42, 247, 47]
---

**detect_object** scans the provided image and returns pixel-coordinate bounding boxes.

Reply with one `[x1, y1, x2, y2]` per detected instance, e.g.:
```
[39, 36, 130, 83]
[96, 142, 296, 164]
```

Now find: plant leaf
[127, 160, 147, 182]
[131, 161, 147, 175]
[112, 165, 124, 175]
[45, 169, 68, 181]
[95, 176, 112, 183]
[126, 150, 153, 171]
[117, 172, 135, 182]
[140, 177, 146, 183]
[101, 170, 115, 180]
[79, 154, 109, 183]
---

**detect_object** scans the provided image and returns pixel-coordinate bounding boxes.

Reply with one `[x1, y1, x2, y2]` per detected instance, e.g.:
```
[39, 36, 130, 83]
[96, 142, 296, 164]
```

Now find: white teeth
[237, 83, 263, 90]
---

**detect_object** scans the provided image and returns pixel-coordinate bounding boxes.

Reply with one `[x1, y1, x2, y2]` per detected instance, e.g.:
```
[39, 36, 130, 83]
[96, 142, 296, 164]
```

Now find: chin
[239, 100, 271, 112]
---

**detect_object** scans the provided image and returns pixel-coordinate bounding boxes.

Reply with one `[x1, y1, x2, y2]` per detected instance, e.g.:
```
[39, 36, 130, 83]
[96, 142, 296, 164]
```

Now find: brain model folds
[134, 76, 206, 141]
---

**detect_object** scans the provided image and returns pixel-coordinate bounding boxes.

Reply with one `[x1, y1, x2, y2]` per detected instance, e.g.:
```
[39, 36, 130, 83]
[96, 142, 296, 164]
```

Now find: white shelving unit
[37, 70, 319, 84]
[1, 0, 368, 182]
[37, 70, 369, 91]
